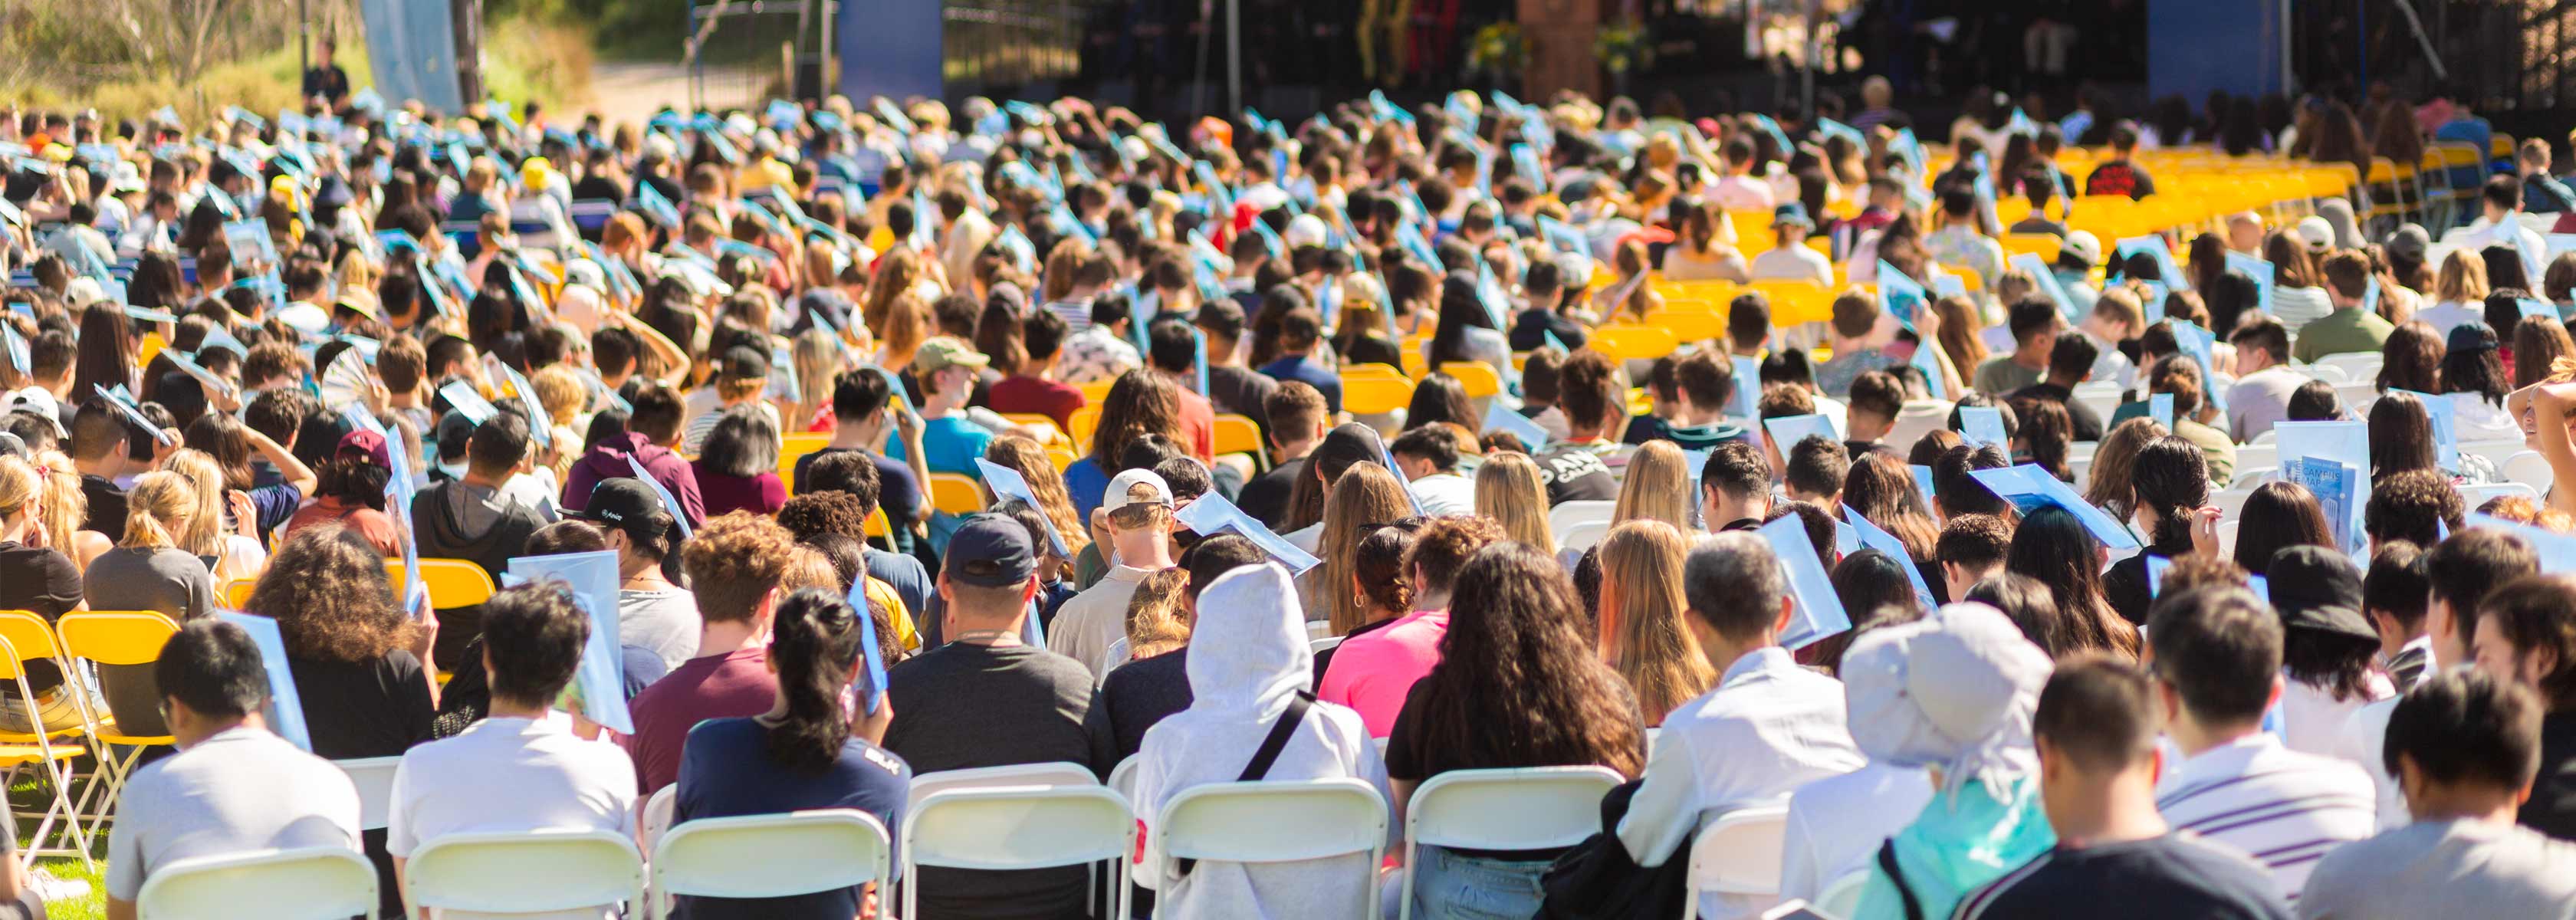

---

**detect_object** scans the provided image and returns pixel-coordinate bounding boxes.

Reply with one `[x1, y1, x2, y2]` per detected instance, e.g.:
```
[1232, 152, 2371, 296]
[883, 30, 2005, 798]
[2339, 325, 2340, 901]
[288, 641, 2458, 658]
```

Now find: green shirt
[2292, 307, 2395, 363]
[1973, 355, 2045, 396]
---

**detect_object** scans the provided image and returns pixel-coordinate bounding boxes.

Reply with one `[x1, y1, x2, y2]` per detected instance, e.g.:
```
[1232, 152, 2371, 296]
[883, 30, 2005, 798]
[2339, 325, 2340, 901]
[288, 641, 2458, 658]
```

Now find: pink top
[1317, 608, 1449, 738]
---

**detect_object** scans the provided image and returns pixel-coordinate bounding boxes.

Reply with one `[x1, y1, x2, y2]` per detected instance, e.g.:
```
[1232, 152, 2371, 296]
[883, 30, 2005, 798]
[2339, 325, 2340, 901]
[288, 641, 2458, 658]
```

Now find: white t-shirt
[387, 715, 639, 919]
[1407, 472, 1477, 517]
[106, 726, 361, 901]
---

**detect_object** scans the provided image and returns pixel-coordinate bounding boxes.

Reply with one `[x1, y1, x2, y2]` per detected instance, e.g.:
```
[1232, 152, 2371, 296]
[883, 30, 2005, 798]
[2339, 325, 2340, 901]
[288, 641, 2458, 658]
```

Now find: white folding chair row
[2315, 352, 2384, 383]
[649, 810, 890, 920]
[2505, 451, 2554, 491]
[905, 785, 1137, 920]
[2295, 363, 2351, 383]
[1684, 803, 1792, 918]
[906, 761, 1099, 813]
[2233, 442, 2279, 475]
[136, 847, 377, 920]
[1398, 767, 1622, 920]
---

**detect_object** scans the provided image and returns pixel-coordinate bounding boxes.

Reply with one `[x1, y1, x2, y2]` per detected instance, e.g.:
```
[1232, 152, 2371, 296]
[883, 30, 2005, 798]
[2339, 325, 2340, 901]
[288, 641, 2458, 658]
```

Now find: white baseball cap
[1103, 468, 1175, 514]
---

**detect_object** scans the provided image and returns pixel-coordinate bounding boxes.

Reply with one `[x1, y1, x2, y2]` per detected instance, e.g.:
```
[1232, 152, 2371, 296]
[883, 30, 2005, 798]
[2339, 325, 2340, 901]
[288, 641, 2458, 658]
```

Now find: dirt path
[585, 61, 696, 125]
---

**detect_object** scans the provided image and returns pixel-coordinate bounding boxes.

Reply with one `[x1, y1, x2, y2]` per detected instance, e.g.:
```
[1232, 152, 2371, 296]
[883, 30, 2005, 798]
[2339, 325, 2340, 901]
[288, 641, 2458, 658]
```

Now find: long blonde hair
[879, 292, 932, 370]
[1320, 463, 1415, 635]
[983, 435, 1091, 563]
[7, 451, 86, 569]
[1597, 521, 1715, 724]
[1123, 567, 1194, 660]
[159, 449, 229, 559]
[122, 472, 198, 550]
[791, 329, 843, 430]
[1475, 452, 1556, 554]
[2436, 248, 2490, 304]
[1613, 441, 1695, 531]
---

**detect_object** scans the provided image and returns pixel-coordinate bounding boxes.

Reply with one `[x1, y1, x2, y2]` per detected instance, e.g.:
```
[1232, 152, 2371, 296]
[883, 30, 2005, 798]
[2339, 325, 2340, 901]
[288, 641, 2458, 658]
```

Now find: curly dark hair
[248, 524, 415, 663]
[777, 491, 870, 544]
[1392, 542, 1648, 780]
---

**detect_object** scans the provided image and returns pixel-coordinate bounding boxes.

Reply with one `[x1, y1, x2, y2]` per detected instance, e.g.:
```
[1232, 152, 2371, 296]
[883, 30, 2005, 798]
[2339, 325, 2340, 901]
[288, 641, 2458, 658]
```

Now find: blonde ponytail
[121, 472, 197, 551]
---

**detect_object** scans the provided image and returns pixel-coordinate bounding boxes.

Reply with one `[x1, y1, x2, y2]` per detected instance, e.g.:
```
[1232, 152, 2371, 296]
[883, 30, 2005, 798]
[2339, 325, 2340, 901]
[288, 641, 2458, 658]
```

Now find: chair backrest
[1558, 519, 1613, 554]
[402, 829, 643, 917]
[334, 757, 403, 832]
[2505, 450, 2554, 491]
[1548, 500, 1617, 537]
[0, 610, 64, 672]
[905, 785, 1135, 872]
[652, 810, 890, 910]
[1684, 804, 1790, 898]
[2232, 443, 2279, 476]
[221, 577, 257, 610]
[1107, 754, 1142, 803]
[1437, 362, 1503, 399]
[1814, 868, 1871, 918]
[1155, 778, 1388, 866]
[56, 610, 180, 666]
[926, 472, 987, 515]
[1213, 413, 1265, 458]
[638, 784, 678, 853]
[413, 558, 498, 609]
[1404, 767, 1619, 853]
[136, 846, 378, 920]
[2459, 481, 2542, 509]
[905, 761, 1097, 812]
[1309, 636, 1344, 655]
[2460, 439, 2531, 470]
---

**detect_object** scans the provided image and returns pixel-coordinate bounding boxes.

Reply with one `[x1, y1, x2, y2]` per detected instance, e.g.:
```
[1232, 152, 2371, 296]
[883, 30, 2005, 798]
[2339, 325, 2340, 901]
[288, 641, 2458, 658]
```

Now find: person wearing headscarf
[1847, 603, 2058, 920]
[2316, 198, 2365, 251]
[1130, 562, 1395, 918]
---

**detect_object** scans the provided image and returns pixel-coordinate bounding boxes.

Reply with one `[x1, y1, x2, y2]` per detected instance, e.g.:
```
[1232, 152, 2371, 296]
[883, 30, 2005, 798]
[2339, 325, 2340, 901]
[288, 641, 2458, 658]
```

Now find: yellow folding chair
[407, 559, 498, 610]
[998, 414, 1070, 449]
[1076, 379, 1116, 405]
[776, 432, 832, 492]
[0, 626, 89, 866]
[48, 611, 178, 860]
[1340, 374, 1416, 416]
[1068, 406, 1103, 449]
[1437, 362, 1503, 399]
[927, 473, 988, 515]
[221, 578, 257, 610]
[1589, 325, 1681, 363]
[1212, 414, 1267, 469]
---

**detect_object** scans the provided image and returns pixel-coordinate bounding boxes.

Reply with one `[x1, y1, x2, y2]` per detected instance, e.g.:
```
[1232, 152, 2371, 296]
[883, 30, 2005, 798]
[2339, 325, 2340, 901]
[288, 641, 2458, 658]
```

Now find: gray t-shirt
[2296, 818, 2576, 919]
[105, 726, 361, 900]
[82, 546, 215, 621]
[618, 587, 702, 672]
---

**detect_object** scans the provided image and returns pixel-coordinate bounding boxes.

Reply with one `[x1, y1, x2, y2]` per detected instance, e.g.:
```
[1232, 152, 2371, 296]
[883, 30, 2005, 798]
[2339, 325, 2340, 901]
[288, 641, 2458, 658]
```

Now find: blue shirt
[673, 717, 912, 920]
[1063, 456, 1110, 524]
[1259, 355, 1343, 414]
[887, 416, 995, 478]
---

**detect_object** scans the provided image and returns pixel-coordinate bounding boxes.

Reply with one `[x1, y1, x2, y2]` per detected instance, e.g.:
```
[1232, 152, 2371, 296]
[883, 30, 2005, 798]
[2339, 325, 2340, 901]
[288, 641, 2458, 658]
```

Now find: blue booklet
[1756, 514, 1852, 650]
[1967, 464, 2143, 551]
[504, 550, 633, 734]
[214, 612, 313, 752]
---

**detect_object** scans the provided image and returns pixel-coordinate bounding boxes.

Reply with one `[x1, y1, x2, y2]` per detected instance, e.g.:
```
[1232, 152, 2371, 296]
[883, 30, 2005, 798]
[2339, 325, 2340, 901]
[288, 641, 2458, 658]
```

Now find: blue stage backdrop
[361, 0, 465, 113]
[838, 0, 943, 104]
[2150, 0, 2291, 104]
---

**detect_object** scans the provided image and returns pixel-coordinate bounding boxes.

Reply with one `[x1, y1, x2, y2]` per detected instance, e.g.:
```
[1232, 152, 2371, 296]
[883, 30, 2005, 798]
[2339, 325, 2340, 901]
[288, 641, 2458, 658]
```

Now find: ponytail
[120, 472, 197, 551]
[764, 587, 867, 773]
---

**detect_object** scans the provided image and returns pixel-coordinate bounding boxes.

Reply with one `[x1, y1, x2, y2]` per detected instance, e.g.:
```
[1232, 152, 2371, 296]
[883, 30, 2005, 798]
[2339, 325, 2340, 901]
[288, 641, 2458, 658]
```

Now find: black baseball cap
[566, 477, 672, 539]
[945, 514, 1037, 588]
[719, 345, 770, 382]
[2266, 546, 2374, 642]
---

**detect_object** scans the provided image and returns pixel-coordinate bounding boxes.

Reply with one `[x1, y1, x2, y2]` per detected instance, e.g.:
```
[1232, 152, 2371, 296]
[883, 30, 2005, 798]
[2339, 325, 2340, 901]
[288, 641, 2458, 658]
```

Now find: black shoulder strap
[1178, 692, 1315, 879]
[1877, 840, 1924, 920]
[1236, 692, 1313, 783]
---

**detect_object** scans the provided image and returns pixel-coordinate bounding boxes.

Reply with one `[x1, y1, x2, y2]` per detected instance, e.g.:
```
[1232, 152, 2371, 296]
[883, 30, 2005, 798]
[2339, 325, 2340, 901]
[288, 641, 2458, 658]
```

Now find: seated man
[2300, 669, 2576, 918]
[1696, 442, 1774, 533]
[621, 511, 797, 795]
[1619, 531, 1863, 920]
[2006, 330, 2105, 442]
[107, 620, 361, 920]
[389, 582, 639, 909]
[1386, 426, 1477, 516]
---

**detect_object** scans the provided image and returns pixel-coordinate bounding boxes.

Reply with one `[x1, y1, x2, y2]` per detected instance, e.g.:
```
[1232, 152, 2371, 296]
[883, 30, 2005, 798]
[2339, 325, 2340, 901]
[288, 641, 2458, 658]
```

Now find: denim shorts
[1408, 844, 1551, 920]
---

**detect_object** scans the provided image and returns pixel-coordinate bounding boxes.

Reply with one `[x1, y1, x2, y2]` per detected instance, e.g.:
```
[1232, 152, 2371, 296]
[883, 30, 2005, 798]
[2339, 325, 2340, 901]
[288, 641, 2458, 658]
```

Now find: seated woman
[674, 587, 910, 920]
[84, 471, 213, 738]
[1386, 543, 1647, 918]
[1134, 562, 1393, 917]
[691, 404, 787, 518]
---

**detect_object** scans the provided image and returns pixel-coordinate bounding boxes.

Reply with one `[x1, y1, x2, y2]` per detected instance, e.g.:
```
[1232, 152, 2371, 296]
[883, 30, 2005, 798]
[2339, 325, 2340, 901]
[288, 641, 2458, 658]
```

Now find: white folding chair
[2333, 381, 2380, 415]
[402, 829, 644, 920]
[2249, 428, 2279, 445]
[2295, 363, 2351, 383]
[1547, 500, 1616, 538]
[1311, 636, 1345, 655]
[1558, 519, 1613, 554]
[2070, 383, 2122, 425]
[1398, 767, 1620, 920]
[334, 756, 402, 833]
[1150, 778, 1388, 919]
[1683, 804, 1792, 918]
[2317, 352, 2383, 383]
[1108, 755, 1143, 803]
[2218, 520, 2242, 558]
[906, 761, 1099, 813]
[2230, 467, 2277, 488]
[136, 846, 378, 920]
[2233, 443, 2279, 476]
[649, 809, 892, 920]
[903, 785, 1135, 920]
[637, 784, 678, 854]
[1814, 868, 1871, 918]
[2459, 481, 2542, 509]
[2505, 450, 2554, 491]
[2209, 486, 2259, 521]
[2461, 439, 2532, 470]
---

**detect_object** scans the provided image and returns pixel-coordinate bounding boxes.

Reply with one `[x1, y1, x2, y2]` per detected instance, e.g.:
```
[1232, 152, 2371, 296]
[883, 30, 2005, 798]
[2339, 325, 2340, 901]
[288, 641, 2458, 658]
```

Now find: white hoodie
[1132, 563, 1395, 918]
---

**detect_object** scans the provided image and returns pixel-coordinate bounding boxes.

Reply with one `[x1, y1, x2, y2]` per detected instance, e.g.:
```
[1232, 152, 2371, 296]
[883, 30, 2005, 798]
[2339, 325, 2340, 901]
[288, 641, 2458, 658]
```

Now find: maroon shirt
[688, 461, 787, 519]
[987, 374, 1088, 432]
[621, 646, 776, 795]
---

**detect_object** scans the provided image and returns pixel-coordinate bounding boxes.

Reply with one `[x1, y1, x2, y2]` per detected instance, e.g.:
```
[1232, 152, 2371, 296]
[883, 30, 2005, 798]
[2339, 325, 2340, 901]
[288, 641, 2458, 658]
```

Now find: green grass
[6, 772, 103, 919]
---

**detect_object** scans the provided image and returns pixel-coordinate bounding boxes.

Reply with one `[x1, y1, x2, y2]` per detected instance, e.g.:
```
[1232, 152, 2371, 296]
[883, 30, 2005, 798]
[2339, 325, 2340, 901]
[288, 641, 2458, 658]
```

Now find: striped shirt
[2154, 734, 2377, 903]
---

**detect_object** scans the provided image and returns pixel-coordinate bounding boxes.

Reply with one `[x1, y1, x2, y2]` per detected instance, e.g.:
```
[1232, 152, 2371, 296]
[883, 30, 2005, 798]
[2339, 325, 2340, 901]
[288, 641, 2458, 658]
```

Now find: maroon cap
[337, 429, 391, 468]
